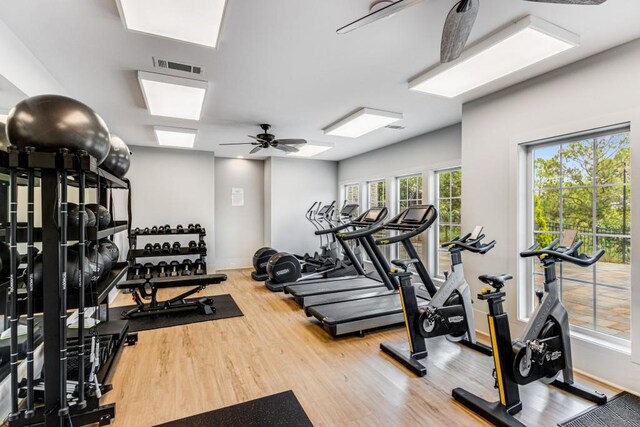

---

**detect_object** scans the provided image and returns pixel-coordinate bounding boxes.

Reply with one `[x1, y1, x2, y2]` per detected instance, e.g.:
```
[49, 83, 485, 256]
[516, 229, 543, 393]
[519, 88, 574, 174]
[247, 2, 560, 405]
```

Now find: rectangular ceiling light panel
[325, 108, 402, 138]
[138, 71, 207, 120]
[409, 16, 579, 98]
[287, 144, 333, 158]
[154, 126, 198, 148]
[117, 0, 227, 48]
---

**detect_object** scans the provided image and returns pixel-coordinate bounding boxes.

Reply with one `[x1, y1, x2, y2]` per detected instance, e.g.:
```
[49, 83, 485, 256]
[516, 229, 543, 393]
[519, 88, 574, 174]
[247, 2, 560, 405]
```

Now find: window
[436, 168, 462, 278]
[345, 184, 360, 214]
[529, 127, 631, 340]
[397, 175, 423, 261]
[368, 180, 389, 258]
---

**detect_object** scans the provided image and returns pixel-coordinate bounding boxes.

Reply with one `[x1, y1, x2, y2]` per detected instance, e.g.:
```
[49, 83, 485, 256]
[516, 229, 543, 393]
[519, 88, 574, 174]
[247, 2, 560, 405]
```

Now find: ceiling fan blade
[274, 139, 307, 145]
[275, 144, 300, 153]
[220, 142, 255, 146]
[337, 0, 424, 34]
[523, 0, 605, 4]
[250, 146, 263, 154]
[441, 0, 479, 63]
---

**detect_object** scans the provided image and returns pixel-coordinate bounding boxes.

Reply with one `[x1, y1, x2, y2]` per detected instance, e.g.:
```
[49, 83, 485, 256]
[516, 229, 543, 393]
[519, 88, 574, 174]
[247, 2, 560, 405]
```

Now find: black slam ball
[102, 134, 131, 178]
[86, 204, 111, 229]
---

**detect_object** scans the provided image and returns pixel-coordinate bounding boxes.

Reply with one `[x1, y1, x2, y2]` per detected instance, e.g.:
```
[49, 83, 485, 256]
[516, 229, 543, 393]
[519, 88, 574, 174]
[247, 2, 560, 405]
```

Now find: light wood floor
[103, 269, 619, 427]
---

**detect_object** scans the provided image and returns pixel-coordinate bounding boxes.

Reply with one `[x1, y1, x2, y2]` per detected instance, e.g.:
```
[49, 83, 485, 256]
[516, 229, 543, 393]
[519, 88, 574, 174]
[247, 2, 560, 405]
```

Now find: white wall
[214, 158, 264, 269]
[125, 146, 216, 267]
[462, 39, 640, 392]
[267, 157, 338, 256]
[337, 124, 462, 268]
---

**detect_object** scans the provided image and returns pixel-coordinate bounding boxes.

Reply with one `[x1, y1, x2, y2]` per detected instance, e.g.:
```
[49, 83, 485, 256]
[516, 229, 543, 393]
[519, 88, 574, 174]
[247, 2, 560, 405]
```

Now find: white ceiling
[0, 0, 639, 161]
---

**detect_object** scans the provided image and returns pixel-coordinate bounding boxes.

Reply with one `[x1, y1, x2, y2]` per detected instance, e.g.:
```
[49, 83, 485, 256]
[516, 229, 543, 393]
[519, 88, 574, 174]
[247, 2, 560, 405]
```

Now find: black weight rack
[127, 226, 209, 280]
[0, 146, 131, 427]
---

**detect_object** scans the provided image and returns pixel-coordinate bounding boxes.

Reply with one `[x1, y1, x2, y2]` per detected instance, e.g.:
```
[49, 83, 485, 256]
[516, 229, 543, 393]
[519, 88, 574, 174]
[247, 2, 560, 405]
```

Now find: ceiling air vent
[385, 125, 405, 130]
[153, 57, 204, 75]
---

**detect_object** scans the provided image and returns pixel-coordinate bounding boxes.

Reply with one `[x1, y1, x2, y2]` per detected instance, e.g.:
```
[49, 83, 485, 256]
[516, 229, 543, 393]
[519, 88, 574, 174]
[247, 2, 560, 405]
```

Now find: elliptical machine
[380, 226, 494, 377]
[453, 231, 607, 426]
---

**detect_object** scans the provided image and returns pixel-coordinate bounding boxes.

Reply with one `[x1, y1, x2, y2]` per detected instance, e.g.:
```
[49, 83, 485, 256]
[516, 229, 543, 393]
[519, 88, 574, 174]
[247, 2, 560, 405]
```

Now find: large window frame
[344, 183, 360, 214]
[525, 125, 631, 343]
[396, 174, 424, 262]
[435, 167, 462, 279]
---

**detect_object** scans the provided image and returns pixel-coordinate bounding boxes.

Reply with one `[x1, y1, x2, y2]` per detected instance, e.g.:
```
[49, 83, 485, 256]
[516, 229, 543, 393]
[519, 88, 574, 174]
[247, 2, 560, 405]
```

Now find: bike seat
[391, 259, 420, 271]
[478, 274, 513, 289]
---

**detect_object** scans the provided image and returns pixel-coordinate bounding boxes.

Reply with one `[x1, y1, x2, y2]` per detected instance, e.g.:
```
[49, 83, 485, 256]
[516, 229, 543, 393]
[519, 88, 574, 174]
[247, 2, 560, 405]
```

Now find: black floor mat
[558, 392, 640, 427]
[109, 294, 243, 333]
[153, 391, 313, 427]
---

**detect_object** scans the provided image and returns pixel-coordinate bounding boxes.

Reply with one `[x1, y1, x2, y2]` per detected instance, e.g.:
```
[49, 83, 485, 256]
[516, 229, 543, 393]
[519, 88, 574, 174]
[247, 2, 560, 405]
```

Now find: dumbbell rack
[126, 227, 208, 281]
[0, 147, 131, 427]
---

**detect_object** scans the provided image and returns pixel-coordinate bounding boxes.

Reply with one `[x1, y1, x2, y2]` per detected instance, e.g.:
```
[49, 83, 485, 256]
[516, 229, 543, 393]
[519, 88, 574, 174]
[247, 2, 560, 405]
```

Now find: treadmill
[305, 205, 439, 337]
[284, 207, 397, 307]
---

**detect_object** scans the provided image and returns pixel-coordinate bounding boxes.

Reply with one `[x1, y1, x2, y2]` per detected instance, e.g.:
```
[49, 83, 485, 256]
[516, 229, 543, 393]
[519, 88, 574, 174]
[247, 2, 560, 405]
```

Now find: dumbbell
[172, 242, 181, 254]
[188, 224, 195, 232]
[194, 224, 202, 232]
[158, 225, 165, 233]
[143, 227, 150, 235]
[143, 243, 153, 255]
[169, 260, 181, 277]
[181, 259, 193, 276]
[188, 241, 198, 253]
[153, 243, 162, 254]
[176, 225, 184, 233]
[162, 242, 171, 254]
[194, 260, 205, 275]
[151, 226, 158, 234]
[198, 241, 206, 250]
[157, 261, 168, 278]
[132, 263, 143, 280]
[144, 263, 154, 280]
[134, 227, 141, 235]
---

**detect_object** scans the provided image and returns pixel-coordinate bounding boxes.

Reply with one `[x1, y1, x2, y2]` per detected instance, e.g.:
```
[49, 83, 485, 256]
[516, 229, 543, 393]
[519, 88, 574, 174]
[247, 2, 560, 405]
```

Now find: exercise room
[1, 0, 639, 426]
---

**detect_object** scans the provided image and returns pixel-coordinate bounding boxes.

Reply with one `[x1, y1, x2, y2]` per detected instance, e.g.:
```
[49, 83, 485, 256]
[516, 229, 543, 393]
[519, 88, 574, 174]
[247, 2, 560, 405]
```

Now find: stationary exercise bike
[453, 231, 607, 427]
[381, 226, 494, 376]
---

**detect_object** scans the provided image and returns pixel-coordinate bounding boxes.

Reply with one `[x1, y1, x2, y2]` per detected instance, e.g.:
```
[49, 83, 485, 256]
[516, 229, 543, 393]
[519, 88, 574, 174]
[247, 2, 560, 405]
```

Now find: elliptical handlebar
[520, 239, 604, 267]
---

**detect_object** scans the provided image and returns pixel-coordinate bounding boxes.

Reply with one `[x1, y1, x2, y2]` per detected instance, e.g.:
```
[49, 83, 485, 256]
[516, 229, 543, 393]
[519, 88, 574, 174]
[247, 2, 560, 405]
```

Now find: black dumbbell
[169, 260, 180, 277]
[188, 241, 198, 253]
[172, 242, 181, 254]
[158, 225, 165, 233]
[176, 225, 184, 233]
[181, 259, 193, 276]
[194, 260, 205, 275]
[164, 224, 171, 233]
[157, 261, 168, 278]
[162, 242, 171, 254]
[198, 241, 206, 250]
[132, 263, 143, 280]
[153, 243, 162, 254]
[151, 226, 158, 234]
[143, 227, 150, 235]
[134, 227, 141, 235]
[194, 224, 202, 232]
[144, 263, 154, 280]
[143, 243, 153, 255]
[188, 224, 195, 232]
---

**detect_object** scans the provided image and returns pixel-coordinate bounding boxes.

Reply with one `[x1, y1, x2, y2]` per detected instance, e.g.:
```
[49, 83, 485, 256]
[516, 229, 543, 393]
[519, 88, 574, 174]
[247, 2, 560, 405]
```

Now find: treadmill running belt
[286, 277, 381, 297]
[307, 293, 402, 325]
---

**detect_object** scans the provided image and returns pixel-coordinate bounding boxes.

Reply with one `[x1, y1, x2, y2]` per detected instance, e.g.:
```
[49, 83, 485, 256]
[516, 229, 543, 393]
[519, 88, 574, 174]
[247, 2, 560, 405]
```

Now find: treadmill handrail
[333, 207, 389, 240]
[375, 205, 437, 245]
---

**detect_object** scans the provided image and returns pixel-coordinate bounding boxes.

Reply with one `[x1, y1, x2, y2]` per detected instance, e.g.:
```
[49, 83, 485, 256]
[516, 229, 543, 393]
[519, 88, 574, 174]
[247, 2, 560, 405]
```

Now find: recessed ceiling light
[116, 0, 227, 48]
[138, 71, 207, 120]
[324, 108, 402, 138]
[287, 144, 333, 158]
[154, 126, 197, 148]
[409, 16, 579, 98]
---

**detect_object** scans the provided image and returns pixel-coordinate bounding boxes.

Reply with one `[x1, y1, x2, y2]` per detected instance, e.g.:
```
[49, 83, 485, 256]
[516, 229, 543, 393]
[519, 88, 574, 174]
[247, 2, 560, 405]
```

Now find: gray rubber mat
[559, 392, 640, 427]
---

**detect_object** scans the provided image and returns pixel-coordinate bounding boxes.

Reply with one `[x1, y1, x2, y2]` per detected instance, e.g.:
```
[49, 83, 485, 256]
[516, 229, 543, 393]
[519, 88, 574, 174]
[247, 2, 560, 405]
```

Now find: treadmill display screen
[403, 207, 427, 223]
[365, 208, 383, 222]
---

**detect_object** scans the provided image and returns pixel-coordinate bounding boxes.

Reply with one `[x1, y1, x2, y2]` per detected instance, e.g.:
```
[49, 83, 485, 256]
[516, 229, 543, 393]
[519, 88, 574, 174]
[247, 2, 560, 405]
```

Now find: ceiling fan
[337, 0, 607, 64]
[220, 124, 307, 155]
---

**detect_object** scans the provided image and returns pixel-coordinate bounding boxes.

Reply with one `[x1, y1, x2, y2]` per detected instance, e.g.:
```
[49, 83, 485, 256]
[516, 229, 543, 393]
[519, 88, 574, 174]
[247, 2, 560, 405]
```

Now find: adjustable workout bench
[116, 273, 228, 319]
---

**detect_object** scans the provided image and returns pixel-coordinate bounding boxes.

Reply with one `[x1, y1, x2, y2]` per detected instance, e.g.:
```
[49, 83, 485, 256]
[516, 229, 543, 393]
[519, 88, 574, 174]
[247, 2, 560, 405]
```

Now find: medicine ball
[251, 247, 277, 281]
[91, 241, 112, 279]
[6, 95, 110, 164]
[101, 134, 131, 178]
[82, 244, 105, 283]
[33, 250, 93, 294]
[86, 204, 111, 229]
[266, 252, 302, 284]
[68, 203, 97, 229]
[99, 239, 119, 264]
[0, 117, 8, 152]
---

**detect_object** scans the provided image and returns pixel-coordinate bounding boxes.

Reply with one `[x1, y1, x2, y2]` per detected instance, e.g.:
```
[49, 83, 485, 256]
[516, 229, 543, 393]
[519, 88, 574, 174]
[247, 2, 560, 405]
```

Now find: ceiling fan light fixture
[154, 126, 198, 148]
[409, 15, 579, 98]
[116, 0, 227, 48]
[324, 108, 403, 138]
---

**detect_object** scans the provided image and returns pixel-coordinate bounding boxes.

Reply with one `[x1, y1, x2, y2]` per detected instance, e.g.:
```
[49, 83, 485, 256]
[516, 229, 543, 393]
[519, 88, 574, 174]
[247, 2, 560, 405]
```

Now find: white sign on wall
[231, 187, 244, 207]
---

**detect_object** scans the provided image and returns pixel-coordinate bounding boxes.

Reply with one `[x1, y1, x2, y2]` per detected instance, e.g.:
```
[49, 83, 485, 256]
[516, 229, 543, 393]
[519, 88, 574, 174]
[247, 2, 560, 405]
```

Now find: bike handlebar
[520, 239, 604, 267]
[441, 231, 496, 254]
